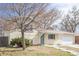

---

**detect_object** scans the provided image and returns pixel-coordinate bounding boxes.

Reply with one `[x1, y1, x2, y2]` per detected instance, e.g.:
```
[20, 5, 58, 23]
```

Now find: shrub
[10, 38, 32, 47]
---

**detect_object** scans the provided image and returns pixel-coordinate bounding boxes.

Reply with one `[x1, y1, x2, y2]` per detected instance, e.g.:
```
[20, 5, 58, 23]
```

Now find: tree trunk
[21, 30, 26, 50]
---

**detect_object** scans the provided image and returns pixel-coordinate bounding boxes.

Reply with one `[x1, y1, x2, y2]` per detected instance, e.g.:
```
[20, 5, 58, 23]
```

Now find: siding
[9, 30, 38, 42]
[32, 33, 41, 45]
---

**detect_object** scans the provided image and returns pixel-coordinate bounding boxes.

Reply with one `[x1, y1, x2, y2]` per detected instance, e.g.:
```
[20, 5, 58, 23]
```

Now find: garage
[75, 36, 79, 44]
[60, 35, 74, 45]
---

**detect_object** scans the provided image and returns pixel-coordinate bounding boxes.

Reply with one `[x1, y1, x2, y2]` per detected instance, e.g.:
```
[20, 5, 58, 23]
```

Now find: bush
[10, 38, 32, 47]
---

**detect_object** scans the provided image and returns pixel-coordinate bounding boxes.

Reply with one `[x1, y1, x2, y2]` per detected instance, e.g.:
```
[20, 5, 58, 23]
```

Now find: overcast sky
[50, 3, 79, 32]
[51, 3, 79, 25]
[0, 3, 79, 16]
[50, 3, 79, 13]
[0, 3, 79, 32]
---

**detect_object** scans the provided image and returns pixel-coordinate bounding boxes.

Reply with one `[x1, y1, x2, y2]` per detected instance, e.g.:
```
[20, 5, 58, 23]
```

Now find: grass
[0, 46, 74, 56]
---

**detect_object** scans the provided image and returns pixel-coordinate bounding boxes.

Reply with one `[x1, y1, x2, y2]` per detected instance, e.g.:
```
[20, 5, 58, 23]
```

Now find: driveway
[46, 44, 79, 56]
[59, 45, 79, 55]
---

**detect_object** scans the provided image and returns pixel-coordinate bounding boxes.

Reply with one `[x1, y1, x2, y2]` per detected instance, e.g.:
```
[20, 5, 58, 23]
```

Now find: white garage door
[60, 35, 73, 45]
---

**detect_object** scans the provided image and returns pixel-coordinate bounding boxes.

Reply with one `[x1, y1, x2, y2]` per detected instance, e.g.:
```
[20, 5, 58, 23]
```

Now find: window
[48, 34, 55, 39]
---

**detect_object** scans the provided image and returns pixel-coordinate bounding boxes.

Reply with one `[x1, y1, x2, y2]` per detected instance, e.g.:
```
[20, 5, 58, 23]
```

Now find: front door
[40, 34, 44, 45]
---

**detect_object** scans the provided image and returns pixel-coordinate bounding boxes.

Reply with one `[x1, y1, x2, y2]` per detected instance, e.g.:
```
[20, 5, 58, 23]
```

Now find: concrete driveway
[59, 44, 79, 55]
[45, 44, 79, 56]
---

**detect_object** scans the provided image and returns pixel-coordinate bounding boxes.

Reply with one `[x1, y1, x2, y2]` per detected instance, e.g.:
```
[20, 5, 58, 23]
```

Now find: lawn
[0, 46, 74, 56]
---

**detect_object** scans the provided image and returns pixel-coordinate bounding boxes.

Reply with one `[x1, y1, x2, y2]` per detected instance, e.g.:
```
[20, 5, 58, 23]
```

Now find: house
[0, 27, 79, 46]
[8, 30, 79, 46]
[32, 30, 75, 45]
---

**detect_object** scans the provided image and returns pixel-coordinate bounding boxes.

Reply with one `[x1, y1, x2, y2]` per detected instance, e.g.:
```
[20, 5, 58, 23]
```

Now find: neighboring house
[74, 33, 79, 44]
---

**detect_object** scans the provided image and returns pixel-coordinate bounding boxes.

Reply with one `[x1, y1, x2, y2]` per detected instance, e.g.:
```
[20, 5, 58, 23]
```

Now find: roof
[38, 29, 74, 35]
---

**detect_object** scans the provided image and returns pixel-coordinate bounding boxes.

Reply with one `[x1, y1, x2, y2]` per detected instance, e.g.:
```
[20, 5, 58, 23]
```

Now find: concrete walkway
[45, 45, 79, 56]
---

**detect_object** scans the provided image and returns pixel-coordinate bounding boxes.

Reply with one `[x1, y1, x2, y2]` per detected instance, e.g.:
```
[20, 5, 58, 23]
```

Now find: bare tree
[0, 3, 48, 50]
[33, 8, 61, 30]
[60, 6, 79, 32]
[0, 3, 61, 50]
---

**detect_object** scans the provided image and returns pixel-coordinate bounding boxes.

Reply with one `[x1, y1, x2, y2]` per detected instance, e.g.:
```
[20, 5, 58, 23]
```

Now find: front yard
[0, 46, 74, 56]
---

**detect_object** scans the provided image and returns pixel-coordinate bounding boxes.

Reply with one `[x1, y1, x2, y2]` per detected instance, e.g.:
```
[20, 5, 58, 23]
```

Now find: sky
[0, 3, 79, 16]
[50, 3, 79, 12]
[50, 3, 79, 25]
[0, 3, 79, 20]
[0, 3, 79, 31]
[50, 3, 79, 32]
[0, 3, 79, 25]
